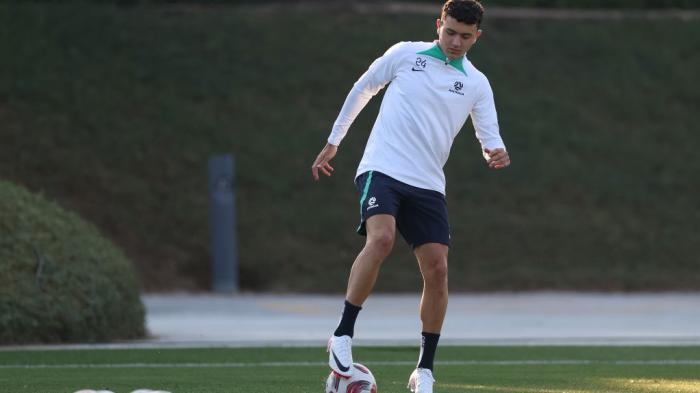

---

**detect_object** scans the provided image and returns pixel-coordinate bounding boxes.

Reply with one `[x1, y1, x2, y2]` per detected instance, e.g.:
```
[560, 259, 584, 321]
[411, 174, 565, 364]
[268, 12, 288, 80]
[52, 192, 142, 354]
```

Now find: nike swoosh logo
[331, 350, 350, 372]
[411, 67, 424, 72]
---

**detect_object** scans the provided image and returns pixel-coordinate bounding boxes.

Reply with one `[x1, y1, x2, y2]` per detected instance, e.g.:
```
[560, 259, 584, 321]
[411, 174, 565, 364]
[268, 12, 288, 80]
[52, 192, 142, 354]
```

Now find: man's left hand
[484, 148, 510, 170]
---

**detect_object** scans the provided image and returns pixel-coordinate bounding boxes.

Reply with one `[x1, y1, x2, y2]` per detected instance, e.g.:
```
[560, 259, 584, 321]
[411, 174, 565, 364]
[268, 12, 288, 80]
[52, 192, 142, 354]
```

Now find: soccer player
[311, 1, 510, 392]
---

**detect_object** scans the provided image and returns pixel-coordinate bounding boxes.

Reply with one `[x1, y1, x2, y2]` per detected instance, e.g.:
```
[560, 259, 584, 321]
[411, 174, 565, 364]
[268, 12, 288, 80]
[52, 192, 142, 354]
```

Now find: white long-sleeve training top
[327, 41, 506, 195]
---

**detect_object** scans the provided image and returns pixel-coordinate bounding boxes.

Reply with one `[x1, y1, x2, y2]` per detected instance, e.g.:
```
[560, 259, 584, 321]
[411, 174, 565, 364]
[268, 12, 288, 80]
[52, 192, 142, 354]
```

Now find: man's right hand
[311, 143, 338, 181]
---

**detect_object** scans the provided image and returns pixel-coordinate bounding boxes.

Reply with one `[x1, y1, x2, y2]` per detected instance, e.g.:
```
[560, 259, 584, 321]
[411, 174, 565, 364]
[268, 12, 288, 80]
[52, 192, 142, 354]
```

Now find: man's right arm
[311, 143, 338, 181]
[326, 42, 406, 146]
[312, 43, 406, 180]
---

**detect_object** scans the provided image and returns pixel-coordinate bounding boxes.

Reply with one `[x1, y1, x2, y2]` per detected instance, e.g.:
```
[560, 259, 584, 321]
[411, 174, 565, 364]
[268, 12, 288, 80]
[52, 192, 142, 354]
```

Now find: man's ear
[435, 18, 442, 34]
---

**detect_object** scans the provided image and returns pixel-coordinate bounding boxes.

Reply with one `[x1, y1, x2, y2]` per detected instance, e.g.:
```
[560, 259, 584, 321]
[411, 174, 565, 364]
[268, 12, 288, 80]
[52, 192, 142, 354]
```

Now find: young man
[311, 1, 510, 392]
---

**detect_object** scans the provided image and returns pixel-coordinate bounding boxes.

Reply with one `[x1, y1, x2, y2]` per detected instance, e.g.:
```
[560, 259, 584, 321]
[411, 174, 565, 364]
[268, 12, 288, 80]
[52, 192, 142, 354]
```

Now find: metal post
[208, 154, 239, 293]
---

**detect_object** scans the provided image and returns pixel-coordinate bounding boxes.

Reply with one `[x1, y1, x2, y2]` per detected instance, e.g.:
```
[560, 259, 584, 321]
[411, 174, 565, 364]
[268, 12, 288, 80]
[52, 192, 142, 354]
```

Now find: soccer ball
[325, 363, 377, 393]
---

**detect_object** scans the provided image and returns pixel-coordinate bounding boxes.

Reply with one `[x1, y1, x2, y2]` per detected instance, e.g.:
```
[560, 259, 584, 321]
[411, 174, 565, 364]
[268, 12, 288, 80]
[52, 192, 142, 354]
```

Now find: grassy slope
[0, 4, 698, 291]
[0, 346, 699, 393]
[456, 0, 699, 8]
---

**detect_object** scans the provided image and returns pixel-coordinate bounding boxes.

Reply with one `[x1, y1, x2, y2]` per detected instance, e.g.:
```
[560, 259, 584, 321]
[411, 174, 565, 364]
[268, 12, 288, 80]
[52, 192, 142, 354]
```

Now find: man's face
[436, 16, 481, 60]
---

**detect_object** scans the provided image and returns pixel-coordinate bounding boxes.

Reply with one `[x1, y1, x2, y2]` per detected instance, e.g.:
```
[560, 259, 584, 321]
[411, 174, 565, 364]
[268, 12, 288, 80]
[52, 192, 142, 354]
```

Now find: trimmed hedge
[0, 180, 145, 344]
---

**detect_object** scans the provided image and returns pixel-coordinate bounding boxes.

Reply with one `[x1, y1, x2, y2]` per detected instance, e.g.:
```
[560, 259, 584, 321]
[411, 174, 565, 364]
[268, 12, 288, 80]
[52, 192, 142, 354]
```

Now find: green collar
[417, 44, 467, 76]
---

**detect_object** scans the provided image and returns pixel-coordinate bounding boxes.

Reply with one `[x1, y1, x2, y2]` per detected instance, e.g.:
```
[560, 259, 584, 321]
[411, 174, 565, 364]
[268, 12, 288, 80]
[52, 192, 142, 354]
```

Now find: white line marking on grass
[1, 360, 700, 369]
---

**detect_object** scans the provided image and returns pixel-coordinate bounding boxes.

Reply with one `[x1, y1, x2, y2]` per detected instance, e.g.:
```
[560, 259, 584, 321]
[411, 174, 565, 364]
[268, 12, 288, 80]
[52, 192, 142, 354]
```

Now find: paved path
[4, 292, 697, 350]
[137, 292, 700, 348]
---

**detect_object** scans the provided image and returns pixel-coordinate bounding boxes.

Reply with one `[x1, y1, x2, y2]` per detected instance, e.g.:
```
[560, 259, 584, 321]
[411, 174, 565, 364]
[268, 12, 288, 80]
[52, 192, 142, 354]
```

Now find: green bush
[0, 180, 145, 344]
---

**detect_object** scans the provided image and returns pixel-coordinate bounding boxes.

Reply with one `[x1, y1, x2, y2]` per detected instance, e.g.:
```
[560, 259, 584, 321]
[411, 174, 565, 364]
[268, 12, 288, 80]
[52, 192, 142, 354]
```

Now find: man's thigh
[355, 171, 401, 236]
[395, 186, 450, 249]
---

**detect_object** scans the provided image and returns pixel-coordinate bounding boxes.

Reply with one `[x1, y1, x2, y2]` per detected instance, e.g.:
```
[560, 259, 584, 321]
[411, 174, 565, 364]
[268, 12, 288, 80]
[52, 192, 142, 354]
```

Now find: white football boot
[327, 335, 353, 377]
[408, 368, 435, 393]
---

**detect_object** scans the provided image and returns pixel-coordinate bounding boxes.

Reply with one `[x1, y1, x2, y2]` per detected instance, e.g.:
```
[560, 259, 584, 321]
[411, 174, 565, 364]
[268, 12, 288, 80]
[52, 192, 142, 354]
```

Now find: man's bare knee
[416, 244, 449, 286]
[366, 231, 395, 258]
[422, 258, 448, 285]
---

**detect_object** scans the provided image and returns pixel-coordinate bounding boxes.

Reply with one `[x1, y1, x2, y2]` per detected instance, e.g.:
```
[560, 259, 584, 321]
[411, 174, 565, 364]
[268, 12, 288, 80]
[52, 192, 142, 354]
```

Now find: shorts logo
[367, 196, 379, 210]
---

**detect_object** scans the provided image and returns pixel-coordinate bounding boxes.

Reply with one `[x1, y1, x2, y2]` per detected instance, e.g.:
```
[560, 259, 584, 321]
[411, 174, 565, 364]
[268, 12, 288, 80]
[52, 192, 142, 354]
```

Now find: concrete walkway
[137, 292, 700, 347]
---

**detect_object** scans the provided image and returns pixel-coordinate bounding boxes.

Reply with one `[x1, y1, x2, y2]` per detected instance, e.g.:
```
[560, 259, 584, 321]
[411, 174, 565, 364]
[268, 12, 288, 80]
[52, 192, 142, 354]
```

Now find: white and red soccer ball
[325, 363, 377, 393]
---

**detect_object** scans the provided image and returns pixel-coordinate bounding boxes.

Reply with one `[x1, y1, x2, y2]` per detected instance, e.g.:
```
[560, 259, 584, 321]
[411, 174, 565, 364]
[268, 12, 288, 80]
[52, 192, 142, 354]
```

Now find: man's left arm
[471, 78, 510, 170]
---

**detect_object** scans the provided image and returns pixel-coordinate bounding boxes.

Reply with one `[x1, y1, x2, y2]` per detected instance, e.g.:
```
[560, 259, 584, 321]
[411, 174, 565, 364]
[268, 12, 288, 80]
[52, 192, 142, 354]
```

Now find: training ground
[2, 293, 700, 393]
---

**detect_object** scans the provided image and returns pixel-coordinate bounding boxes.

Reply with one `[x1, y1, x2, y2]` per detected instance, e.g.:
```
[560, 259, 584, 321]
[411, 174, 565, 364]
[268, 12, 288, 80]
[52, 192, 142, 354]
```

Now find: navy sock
[333, 300, 362, 338]
[417, 332, 440, 371]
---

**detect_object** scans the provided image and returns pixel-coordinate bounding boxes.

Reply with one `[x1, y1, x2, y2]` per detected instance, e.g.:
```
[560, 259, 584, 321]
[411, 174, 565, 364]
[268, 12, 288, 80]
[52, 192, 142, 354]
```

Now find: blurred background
[1, 0, 698, 302]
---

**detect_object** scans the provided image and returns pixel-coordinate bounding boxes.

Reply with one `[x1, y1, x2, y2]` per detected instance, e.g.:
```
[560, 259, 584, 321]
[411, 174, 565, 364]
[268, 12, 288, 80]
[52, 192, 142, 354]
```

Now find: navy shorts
[354, 171, 450, 248]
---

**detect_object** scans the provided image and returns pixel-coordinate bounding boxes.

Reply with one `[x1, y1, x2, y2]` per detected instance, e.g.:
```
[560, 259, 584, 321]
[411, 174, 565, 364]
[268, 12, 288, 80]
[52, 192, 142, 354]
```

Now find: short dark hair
[441, 0, 484, 28]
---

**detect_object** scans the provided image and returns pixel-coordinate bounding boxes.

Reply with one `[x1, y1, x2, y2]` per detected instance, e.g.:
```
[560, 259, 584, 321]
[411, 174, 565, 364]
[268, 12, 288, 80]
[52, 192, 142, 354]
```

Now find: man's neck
[436, 42, 460, 62]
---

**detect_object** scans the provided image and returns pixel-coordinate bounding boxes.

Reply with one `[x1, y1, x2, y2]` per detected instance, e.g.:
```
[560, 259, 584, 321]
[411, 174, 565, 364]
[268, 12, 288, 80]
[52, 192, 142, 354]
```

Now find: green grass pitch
[0, 346, 699, 392]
